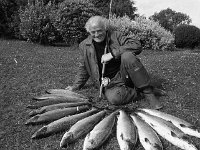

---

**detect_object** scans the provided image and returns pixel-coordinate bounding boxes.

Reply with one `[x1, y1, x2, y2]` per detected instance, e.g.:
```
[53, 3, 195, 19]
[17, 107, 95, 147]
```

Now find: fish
[83, 111, 118, 150]
[60, 110, 107, 148]
[32, 93, 88, 101]
[136, 111, 198, 150]
[116, 110, 138, 150]
[46, 89, 88, 99]
[25, 105, 89, 125]
[140, 108, 200, 139]
[31, 108, 100, 139]
[29, 102, 90, 116]
[27, 97, 88, 109]
[130, 114, 163, 150]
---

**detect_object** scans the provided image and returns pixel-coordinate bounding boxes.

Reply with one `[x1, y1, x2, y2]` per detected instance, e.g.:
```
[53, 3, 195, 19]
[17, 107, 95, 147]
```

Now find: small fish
[83, 111, 118, 150]
[60, 110, 107, 148]
[25, 105, 89, 125]
[130, 114, 163, 150]
[141, 108, 200, 138]
[136, 112, 198, 150]
[46, 89, 87, 99]
[27, 97, 88, 109]
[117, 110, 138, 150]
[29, 102, 90, 116]
[31, 108, 99, 139]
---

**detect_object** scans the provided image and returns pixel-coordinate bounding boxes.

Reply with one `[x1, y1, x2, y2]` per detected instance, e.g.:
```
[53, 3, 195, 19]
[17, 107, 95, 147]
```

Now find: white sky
[134, 0, 200, 28]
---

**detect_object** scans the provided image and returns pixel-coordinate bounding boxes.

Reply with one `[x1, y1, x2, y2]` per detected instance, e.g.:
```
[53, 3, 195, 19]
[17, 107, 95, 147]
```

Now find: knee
[105, 87, 123, 105]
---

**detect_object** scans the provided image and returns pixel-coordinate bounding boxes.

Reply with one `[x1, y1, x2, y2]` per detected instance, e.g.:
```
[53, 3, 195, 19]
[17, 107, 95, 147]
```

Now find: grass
[0, 39, 200, 150]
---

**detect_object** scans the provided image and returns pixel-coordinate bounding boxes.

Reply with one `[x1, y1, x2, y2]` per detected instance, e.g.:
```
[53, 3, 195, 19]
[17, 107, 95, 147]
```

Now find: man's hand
[101, 53, 113, 64]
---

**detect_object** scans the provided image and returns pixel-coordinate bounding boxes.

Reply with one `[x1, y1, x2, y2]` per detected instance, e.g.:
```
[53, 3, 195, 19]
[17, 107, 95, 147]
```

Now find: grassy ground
[0, 39, 200, 150]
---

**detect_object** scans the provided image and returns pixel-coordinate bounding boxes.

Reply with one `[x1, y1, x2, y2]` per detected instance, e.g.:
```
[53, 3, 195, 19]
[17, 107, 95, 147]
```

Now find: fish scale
[117, 110, 138, 150]
[137, 111, 198, 150]
[141, 108, 200, 139]
[131, 114, 163, 150]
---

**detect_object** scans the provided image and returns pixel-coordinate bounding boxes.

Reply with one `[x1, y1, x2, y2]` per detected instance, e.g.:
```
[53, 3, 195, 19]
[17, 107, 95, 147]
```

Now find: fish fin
[154, 143, 163, 150]
[180, 123, 197, 130]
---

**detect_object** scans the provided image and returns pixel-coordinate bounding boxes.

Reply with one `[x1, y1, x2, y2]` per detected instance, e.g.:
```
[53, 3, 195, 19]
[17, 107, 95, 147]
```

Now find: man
[66, 16, 163, 109]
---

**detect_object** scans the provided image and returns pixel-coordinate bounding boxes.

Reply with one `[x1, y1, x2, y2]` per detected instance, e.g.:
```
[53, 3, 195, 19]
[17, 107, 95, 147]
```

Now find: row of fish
[26, 89, 200, 150]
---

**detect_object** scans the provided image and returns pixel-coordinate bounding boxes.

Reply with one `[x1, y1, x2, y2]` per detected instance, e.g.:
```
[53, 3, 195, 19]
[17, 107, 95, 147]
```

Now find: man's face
[89, 23, 106, 42]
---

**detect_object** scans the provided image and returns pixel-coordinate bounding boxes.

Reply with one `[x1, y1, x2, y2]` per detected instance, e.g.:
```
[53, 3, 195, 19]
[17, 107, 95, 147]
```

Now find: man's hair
[85, 16, 108, 32]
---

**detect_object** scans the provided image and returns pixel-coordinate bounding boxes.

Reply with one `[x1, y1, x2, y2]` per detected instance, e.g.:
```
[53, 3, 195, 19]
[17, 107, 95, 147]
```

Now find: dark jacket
[73, 30, 142, 90]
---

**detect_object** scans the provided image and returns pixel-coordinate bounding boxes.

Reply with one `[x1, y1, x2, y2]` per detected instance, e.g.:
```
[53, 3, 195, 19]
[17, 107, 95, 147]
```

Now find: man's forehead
[89, 22, 105, 31]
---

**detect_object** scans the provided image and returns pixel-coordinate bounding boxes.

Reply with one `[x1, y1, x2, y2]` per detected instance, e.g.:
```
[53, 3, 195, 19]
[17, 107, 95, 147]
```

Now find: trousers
[104, 51, 150, 105]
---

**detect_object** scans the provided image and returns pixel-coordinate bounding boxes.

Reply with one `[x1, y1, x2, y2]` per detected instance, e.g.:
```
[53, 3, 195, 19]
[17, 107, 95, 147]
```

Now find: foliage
[51, 0, 102, 45]
[89, 0, 138, 19]
[109, 15, 175, 51]
[150, 8, 191, 32]
[0, 0, 18, 36]
[174, 24, 200, 49]
[19, 1, 60, 44]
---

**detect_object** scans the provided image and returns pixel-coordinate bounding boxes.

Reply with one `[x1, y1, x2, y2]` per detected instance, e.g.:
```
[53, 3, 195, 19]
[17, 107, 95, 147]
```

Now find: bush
[19, 1, 60, 44]
[51, 0, 102, 45]
[174, 24, 200, 49]
[109, 15, 175, 51]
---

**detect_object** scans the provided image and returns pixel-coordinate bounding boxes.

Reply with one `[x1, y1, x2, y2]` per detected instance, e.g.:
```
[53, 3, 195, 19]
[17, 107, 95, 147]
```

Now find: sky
[134, 0, 200, 28]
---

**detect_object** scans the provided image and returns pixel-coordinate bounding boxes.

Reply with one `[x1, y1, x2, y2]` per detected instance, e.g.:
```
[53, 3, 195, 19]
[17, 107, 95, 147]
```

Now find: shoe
[144, 93, 163, 110]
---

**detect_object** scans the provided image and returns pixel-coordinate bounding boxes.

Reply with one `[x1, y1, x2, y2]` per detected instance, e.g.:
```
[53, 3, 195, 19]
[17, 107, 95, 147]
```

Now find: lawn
[0, 39, 200, 150]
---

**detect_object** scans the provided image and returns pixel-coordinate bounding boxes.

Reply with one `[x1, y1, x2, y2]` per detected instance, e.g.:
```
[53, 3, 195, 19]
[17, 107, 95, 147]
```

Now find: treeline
[1, 0, 200, 50]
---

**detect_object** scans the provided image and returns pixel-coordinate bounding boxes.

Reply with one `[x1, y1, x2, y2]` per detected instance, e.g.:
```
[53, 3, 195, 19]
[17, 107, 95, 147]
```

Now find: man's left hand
[101, 53, 113, 64]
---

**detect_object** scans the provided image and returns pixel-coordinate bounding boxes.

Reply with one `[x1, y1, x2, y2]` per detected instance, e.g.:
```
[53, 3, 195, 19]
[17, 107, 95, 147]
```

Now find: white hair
[85, 16, 108, 32]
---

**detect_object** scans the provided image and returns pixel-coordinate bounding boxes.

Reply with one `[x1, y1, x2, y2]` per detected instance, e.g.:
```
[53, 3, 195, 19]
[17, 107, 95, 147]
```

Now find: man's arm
[110, 31, 142, 59]
[67, 46, 90, 91]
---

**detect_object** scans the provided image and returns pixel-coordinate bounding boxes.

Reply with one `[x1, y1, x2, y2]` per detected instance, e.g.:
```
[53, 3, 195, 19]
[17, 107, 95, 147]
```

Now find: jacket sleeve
[110, 31, 142, 59]
[72, 45, 90, 90]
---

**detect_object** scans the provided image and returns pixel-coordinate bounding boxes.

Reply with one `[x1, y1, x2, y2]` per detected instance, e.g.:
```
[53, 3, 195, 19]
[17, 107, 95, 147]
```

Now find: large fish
[46, 89, 88, 99]
[60, 110, 107, 148]
[136, 112, 198, 150]
[33, 93, 88, 101]
[27, 97, 88, 109]
[25, 105, 89, 125]
[29, 102, 90, 116]
[116, 110, 138, 150]
[83, 111, 118, 150]
[130, 114, 163, 150]
[31, 108, 100, 139]
[140, 108, 200, 139]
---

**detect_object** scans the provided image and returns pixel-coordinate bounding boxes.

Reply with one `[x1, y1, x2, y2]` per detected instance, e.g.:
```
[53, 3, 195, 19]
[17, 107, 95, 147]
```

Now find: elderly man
[66, 16, 163, 109]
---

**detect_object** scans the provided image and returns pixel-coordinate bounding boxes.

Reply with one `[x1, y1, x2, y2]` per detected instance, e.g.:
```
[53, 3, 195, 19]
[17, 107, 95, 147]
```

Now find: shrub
[51, 0, 102, 45]
[174, 24, 200, 49]
[19, 1, 60, 44]
[109, 15, 175, 51]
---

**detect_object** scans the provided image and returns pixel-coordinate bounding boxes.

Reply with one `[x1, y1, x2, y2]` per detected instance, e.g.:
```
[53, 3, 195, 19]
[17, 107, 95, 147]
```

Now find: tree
[150, 8, 191, 32]
[89, 0, 138, 19]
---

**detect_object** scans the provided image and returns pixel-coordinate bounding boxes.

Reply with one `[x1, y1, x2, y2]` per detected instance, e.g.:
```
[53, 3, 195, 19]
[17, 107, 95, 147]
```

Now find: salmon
[29, 102, 89, 116]
[137, 111, 198, 150]
[83, 111, 118, 150]
[27, 97, 88, 109]
[31, 108, 99, 139]
[60, 110, 107, 148]
[131, 114, 163, 150]
[46, 89, 87, 99]
[25, 105, 89, 125]
[116, 110, 138, 150]
[141, 108, 200, 138]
